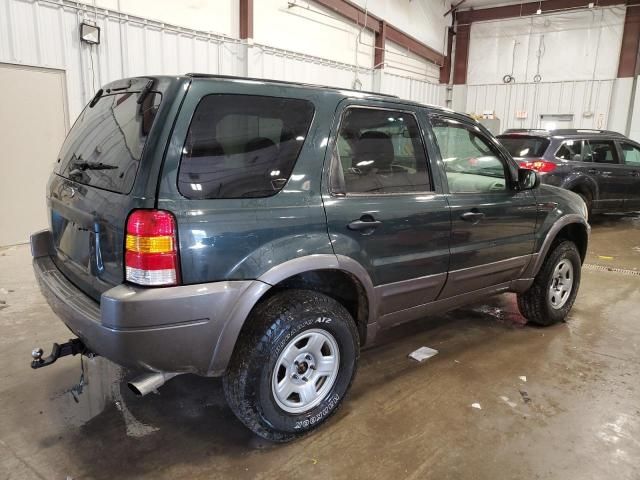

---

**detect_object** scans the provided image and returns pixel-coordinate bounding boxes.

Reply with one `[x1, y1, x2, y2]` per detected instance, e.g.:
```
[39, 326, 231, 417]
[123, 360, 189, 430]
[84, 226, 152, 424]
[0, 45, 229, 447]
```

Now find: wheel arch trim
[525, 214, 590, 278]
[208, 254, 376, 375]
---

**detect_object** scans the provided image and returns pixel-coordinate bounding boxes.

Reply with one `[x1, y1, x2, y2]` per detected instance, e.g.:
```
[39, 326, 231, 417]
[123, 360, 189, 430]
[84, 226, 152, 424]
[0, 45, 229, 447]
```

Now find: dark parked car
[31, 75, 589, 442]
[497, 129, 640, 217]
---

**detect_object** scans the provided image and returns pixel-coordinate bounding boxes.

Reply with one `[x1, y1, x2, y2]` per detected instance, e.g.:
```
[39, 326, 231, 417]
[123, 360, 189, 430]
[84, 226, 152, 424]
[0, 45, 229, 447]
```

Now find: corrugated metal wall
[380, 72, 446, 107]
[249, 44, 375, 92]
[0, 0, 445, 124]
[465, 79, 615, 131]
[1, 0, 245, 119]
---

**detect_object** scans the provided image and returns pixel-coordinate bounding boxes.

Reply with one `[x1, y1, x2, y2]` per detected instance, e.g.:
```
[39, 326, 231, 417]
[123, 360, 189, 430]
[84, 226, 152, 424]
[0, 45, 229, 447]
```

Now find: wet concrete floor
[0, 214, 639, 479]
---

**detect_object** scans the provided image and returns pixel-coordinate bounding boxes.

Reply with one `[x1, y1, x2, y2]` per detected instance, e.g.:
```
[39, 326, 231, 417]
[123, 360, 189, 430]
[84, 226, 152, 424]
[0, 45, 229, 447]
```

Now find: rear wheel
[517, 241, 581, 326]
[223, 290, 359, 442]
[574, 190, 592, 221]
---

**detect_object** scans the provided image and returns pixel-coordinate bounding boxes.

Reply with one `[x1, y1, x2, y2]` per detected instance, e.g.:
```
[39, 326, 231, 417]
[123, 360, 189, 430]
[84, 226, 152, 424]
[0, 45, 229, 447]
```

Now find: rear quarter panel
[156, 80, 342, 284]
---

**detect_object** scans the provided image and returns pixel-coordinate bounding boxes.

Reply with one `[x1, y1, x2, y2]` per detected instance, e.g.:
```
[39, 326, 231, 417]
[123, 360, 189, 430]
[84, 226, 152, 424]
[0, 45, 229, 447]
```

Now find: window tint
[583, 140, 618, 164]
[58, 91, 162, 194]
[497, 136, 549, 158]
[178, 95, 314, 199]
[332, 108, 430, 194]
[556, 140, 584, 161]
[432, 117, 508, 193]
[621, 142, 640, 166]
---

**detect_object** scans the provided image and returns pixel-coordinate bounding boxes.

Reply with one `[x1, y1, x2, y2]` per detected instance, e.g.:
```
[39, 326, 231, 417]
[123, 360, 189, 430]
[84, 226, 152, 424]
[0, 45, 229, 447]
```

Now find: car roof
[185, 73, 459, 115]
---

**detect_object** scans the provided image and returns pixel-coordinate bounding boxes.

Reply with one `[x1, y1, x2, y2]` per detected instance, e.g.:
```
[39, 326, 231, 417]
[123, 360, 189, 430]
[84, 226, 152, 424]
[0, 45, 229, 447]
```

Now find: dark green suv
[31, 74, 589, 442]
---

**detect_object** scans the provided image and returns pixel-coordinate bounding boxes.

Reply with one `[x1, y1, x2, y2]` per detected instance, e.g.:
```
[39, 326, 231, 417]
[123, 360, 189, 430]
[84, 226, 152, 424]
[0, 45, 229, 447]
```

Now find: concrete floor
[1, 214, 639, 480]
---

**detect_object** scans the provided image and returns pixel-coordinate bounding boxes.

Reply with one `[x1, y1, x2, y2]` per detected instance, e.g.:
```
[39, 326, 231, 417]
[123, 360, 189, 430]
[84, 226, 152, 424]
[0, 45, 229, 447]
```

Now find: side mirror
[518, 168, 540, 190]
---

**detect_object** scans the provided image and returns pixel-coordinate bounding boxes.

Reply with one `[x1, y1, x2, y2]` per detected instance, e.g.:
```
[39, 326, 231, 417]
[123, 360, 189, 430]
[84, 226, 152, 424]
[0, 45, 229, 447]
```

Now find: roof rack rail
[549, 128, 625, 136]
[185, 73, 399, 98]
[501, 128, 549, 134]
[501, 128, 626, 137]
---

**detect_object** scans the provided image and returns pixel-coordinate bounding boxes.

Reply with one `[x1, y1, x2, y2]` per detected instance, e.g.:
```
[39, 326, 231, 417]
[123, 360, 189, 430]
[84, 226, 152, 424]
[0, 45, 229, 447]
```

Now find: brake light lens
[518, 159, 557, 173]
[125, 209, 180, 286]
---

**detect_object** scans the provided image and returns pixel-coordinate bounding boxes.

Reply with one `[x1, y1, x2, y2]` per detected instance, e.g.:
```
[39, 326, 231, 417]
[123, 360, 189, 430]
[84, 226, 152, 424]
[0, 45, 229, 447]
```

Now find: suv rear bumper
[31, 230, 263, 376]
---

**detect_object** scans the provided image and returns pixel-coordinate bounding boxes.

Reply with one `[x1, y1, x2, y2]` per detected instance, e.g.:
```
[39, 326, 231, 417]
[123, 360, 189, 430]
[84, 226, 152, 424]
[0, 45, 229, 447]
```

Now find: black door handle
[632, 171, 640, 177]
[347, 218, 382, 233]
[460, 211, 485, 224]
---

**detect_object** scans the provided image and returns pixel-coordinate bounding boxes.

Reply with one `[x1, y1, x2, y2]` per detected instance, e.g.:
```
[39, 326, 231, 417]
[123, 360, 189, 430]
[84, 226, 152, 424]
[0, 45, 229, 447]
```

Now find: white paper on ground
[408, 346, 439, 362]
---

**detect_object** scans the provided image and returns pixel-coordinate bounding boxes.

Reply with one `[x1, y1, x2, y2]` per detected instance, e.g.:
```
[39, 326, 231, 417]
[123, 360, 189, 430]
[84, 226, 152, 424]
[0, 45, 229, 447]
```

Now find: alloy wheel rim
[271, 328, 340, 414]
[548, 259, 574, 309]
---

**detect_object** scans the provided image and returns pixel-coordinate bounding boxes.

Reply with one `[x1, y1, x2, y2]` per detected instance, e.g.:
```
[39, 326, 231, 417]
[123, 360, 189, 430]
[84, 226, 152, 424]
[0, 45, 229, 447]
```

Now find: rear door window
[178, 95, 314, 199]
[57, 90, 162, 194]
[330, 107, 431, 195]
[584, 140, 619, 164]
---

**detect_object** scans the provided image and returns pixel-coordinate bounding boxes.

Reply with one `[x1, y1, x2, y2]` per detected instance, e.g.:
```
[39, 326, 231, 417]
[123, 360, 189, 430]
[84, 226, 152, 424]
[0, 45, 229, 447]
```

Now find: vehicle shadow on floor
[46, 293, 541, 478]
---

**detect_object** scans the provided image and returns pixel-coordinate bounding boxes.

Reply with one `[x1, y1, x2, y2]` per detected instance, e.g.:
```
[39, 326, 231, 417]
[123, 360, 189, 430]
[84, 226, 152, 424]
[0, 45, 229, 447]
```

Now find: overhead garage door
[0, 63, 68, 246]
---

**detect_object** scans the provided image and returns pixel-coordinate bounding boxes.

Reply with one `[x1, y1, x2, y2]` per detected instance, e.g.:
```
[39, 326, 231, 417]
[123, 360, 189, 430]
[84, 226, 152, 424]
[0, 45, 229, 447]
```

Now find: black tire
[517, 241, 581, 326]
[575, 190, 592, 221]
[223, 289, 360, 442]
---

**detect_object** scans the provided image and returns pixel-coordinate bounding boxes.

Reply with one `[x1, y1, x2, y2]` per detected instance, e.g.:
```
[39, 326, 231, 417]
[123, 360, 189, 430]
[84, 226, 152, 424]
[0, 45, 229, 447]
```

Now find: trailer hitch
[31, 338, 88, 369]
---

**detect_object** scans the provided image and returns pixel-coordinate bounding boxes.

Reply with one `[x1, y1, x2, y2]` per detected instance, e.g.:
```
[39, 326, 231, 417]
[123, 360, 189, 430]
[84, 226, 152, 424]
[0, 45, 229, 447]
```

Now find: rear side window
[584, 140, 619, 164]
[58, 90, 162, 194]
[178, 95, 314, 199]
[620, 142, 640, 166]
[497, 136, 550, 158]
[556, 140, 584, 161]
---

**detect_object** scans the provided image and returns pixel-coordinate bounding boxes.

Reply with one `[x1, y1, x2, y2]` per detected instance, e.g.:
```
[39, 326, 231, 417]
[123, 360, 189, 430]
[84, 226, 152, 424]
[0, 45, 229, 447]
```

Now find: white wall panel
[249, 44, 374, 91]
[351, 0, 451, 54]
[0, 0, 448, 126]
[384, 39, 440, 82]
[465, 79, 615, 132]
[255, 0, 375, 68]
[0, 0, 246, 120]
[467, 6, 625, 85]
[380, 73, 446, 106]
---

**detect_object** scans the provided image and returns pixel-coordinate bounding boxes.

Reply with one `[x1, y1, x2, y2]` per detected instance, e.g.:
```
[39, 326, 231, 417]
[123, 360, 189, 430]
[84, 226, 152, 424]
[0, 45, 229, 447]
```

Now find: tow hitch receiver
[31, 339, 87, 369]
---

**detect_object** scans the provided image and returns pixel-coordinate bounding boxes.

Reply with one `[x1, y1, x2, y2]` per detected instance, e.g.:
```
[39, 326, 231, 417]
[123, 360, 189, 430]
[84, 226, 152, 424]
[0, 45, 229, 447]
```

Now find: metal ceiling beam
[440, 27, 455, 83]
[618, 1, 640, 77]
[312, 0, 445, 66]
[240, 0, 253, 39]
[456, 0, 624, 24]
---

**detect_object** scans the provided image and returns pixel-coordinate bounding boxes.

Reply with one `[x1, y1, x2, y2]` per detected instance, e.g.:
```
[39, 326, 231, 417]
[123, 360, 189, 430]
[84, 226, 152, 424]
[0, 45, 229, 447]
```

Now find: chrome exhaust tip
[127, 372, 180, 397]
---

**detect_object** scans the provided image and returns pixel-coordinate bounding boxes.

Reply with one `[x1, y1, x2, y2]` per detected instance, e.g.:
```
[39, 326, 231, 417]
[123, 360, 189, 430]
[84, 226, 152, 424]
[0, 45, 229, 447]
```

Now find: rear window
[178, 94, 315, 199]
[57, 90, 162, 194]
[497, 135, 550, 158]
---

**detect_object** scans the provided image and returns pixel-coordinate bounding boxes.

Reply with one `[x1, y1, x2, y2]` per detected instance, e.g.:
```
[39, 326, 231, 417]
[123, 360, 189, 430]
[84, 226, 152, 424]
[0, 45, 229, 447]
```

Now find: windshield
[57, 89, 162, 194]
[497, 135, 550, 158]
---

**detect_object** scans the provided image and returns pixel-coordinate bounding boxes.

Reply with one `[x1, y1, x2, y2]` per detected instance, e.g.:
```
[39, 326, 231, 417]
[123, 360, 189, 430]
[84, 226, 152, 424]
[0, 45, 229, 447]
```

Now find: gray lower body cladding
[31, 231, 262, 376]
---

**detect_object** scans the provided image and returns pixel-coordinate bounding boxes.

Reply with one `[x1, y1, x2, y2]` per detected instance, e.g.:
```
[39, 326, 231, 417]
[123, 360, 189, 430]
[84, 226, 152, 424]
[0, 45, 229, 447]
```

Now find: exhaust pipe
[127, 372, 180, 397]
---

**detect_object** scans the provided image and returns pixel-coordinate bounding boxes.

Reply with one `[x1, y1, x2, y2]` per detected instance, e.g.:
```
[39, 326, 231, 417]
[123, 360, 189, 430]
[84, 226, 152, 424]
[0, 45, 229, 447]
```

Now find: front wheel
[517, 241, 582, 326]
[223, 290, 359, 442]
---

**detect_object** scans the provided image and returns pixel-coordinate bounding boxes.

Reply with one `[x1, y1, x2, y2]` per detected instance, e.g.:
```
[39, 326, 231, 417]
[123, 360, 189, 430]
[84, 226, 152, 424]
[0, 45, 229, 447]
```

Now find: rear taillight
[125, 209, 180, 286]
[518, 159, 557, 173]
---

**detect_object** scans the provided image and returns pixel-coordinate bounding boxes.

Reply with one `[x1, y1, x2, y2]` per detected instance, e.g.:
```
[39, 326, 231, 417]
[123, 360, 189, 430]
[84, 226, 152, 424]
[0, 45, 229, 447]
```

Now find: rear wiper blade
[71, 161, 118, 171]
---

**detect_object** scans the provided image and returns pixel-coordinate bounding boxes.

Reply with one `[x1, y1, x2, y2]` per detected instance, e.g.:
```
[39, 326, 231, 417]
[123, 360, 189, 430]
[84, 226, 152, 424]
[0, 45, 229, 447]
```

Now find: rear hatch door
[48, 77, 185, 301]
